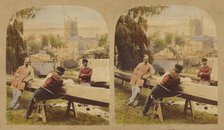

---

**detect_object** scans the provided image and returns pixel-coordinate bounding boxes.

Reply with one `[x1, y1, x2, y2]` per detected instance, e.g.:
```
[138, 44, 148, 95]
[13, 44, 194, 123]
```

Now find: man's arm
[85, 68, 93, 77]
[133, 63, 140, 74]
[14, 66, 22, 77]
[201, 67, 212, 76]
[197, 67, 202, 77]
[78, 68, 83, 78]
[142, 64, 154, 80]
[29, 66, 35, 79]
[81, 68, 92, 77]
[22, 67, 35, 83]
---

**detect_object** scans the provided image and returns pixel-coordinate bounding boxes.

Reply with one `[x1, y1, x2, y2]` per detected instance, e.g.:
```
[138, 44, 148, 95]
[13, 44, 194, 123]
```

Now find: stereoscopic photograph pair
[5, 3, 218, 127]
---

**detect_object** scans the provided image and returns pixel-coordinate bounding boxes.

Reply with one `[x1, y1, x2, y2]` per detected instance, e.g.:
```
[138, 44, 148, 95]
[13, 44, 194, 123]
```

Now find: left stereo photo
[6, 5, 110, 125]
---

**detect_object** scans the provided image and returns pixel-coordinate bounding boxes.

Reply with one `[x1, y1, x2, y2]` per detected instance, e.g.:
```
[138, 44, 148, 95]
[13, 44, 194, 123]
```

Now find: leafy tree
[96, 34, 109, 58]
[28, 42, 41, 54]
[6, 7, 39, 74]
[167, 47, 180, 59]
[152, 38, 166, 53]
[25, 35, 41, 54]
[165, 32, 174, 45]
[148, 32, 165, 53]
[115, 5, 167, 70]
[46, 50, 56, 60]
[41, 35, 49, 49]
[46, 50, 57, 69]
[174, 35, 186, 46]
[98, 34, 108, 47]
[42, 34, 65, 49]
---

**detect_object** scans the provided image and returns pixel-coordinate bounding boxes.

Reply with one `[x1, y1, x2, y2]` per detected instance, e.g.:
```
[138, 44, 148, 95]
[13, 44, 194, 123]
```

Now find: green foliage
[167, 47, 180, 59]
[174, 35, 186, 46]
[6, 22, 26, 74]
[115, 6, 167, 70]
[6, 7, 40, 74]
[98, 34, 108, 47]
[46, 49, 57, 61]
[149, 32, 187, 59]
[149, 32, 165, 53]
[153, 38, 166, 52]
[41, 34, 66, 49]
[165, 32, 174, 45]
[25, 35, 41, 54]
[41, 35, 49, 48]
[128, 6, 168, 20]
[96, 34, 109, 58]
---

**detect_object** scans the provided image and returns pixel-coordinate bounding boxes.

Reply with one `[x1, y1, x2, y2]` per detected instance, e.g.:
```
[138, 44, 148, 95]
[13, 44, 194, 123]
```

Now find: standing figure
[78, 59, 93, 86]
[9, 58, 34, 110]
[197, 57, 212, 85]
[142, 64, 183, 116]
[24, 66, 65, 119]
[128, 54, 154, 107]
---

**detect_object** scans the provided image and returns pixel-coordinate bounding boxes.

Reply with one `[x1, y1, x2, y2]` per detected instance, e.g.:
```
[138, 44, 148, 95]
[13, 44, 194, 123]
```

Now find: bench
[114, 69, 218, 121]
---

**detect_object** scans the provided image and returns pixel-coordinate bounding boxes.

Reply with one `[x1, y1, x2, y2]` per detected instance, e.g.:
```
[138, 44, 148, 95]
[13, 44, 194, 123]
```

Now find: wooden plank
[63, 84, 110, 106]
[180, 82, 218, 105]
[7, 76, 110, 107]
[114, 69, 218, 105]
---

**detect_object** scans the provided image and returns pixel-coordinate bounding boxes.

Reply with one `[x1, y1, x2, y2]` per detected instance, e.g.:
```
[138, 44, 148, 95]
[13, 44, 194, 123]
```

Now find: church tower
[64, 16, 78, 38]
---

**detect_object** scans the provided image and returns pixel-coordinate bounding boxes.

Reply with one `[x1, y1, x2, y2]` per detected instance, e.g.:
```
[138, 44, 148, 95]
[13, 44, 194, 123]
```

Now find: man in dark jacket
[24, 66, 65, 119]
[142, 64, 183, 116]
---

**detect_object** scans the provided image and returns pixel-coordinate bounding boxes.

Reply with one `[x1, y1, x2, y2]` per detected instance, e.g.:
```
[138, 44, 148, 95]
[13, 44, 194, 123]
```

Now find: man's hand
[142, 74, 151, 80]
[80, 74, 85, 77]
[198, 72, 205, 77]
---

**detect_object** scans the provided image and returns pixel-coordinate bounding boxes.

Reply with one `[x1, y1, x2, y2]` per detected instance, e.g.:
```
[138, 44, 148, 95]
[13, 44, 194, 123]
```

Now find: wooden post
[66, 100, 77, 118]
[35, 100, 47, 123]
[184, 99, 194, 116]
[152, 99, 163, 122]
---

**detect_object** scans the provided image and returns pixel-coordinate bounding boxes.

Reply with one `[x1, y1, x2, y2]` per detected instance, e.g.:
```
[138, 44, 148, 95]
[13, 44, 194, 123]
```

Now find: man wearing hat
[128, 54, 154, 107]
[24, 66, 65, 119]
[9, 57, 34, 110]
[197, 57, 212, 85]
[142, 64, 183, 116]
[78, 59, 93, 86]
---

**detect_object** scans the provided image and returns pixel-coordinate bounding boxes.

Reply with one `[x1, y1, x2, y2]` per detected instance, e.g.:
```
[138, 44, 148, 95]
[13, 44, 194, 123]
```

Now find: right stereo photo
[114, 5, 217, 124]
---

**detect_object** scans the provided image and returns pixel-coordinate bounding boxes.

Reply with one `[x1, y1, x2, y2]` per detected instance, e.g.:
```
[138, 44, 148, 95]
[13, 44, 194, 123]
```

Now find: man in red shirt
[24, 66, 65, 119]
[78, 59, 93, 86]
[197, 57, 212, 85]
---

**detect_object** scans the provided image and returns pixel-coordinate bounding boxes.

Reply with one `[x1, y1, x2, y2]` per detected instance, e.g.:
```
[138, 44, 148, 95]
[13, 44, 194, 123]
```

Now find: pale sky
[23, 5, 108, 37]
[150, 5, 212, 21]
[147, 5, 216, 37]
[23, 5, 216, 37]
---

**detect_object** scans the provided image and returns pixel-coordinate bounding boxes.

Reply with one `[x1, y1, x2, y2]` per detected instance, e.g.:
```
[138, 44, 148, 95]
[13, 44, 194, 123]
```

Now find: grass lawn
[115, 79, 217, 124]
[6, 85, 109, 125]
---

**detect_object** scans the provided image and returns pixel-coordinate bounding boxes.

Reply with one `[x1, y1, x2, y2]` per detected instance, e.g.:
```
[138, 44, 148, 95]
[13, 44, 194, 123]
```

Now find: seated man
[197, 57, 212, 85]
[78, 59, 93, 86]
[128, 54, 154, 107]
[142, 64, 183, 116]
[10, 58, 34, 110]
[24, 66, 65, 119]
